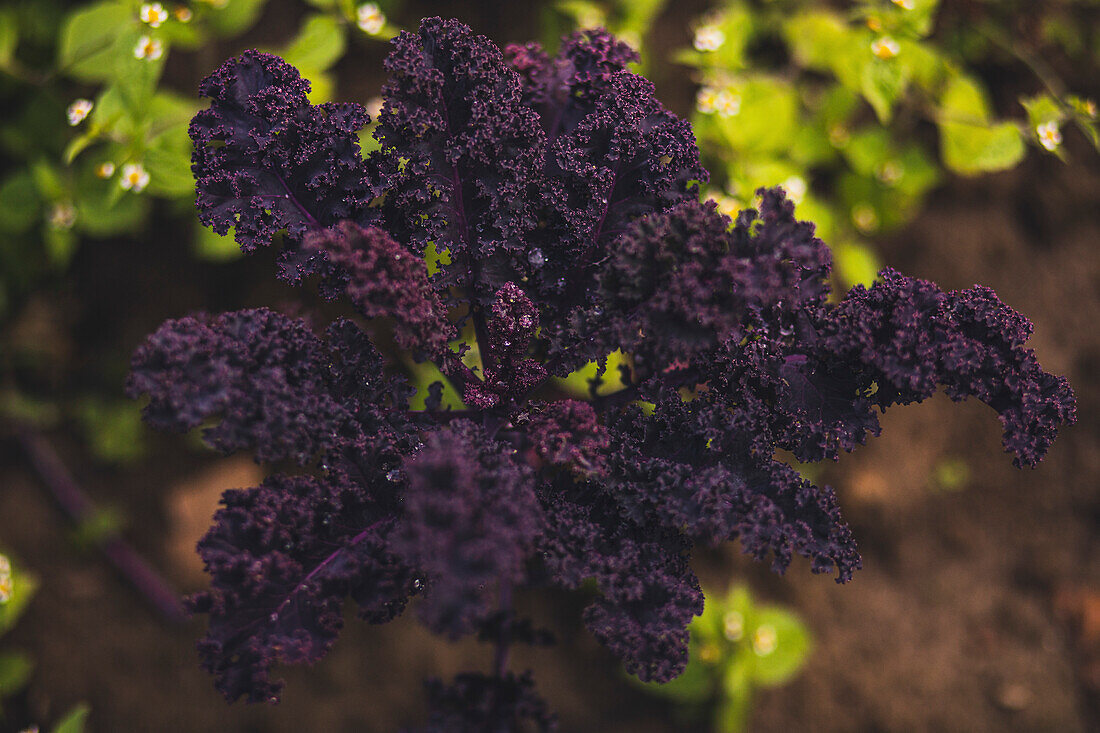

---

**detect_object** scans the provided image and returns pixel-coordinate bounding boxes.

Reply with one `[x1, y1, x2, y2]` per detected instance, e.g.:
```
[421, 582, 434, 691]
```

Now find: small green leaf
[51, 703, 91, 733]
[710, 77, 799, 156]
[207, 0, 268, 36]
[72, 506, 126, 549]
[933, 457, 970, 492]
[407, 361, 467, 411]
[45, 224, 77, 267]
[0, 172, 42, 233]
[64, 131, 99, 165]
[832, 240, 881, 288]
[0, 561, 38, 634]
[74, 180, 147, 236]
[554, 350, 630, 398]
[425, 241, 451, 276]
[555, 0, 607, 30]
[281, 14, 346, 74]
[747, 608, 811, 687]
[639, 654, 714, 702]
[58, 1, 133, 81]
[0, 10, 18, 69]
[940, 74, 991, 123]
[940, 120, 1025, 175]
[861, 58, 908, 123]
[194, 224, 243, 262]
[1021, 93, 1063, 128]
[0, 652, 32, 696]
[144, 124, 194, 197]
[78, 398, 146, 463]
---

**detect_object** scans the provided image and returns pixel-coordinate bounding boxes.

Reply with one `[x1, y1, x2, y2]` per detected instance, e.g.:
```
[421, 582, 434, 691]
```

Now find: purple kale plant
[126, 17, 1076, 729]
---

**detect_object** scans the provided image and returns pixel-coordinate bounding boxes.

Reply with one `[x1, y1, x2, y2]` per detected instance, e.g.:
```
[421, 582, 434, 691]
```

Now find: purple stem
[276, 174, 320, 228]
[16, 427, 188, 625]
[270, 521, 386, 620]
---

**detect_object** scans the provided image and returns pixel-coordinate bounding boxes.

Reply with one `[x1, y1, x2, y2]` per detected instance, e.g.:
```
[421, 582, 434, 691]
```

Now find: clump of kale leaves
[127, 17, 1075, 730]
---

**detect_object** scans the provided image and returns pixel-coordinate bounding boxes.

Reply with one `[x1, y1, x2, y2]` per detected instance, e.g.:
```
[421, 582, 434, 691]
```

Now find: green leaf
[0, 561, 38, 635]
[207, 0, 268, 36]
[555, 0, 607, 30]
[747, 607, 811, 687]
[711, 77, 799, 156]
[841, 128, 893, 178]
[78, 398, 146, 463]
[1021, 93, 1062, 128]
[940, 74, 991, 123]
[832, 240, 880, 288]
[0, 10, 18, 69]
[30, 159, 67, 201]
[281, 14, 346, 75]
[63, 130, 100, 165]
[114, 45, 167, 116]
[74, 178, 147, 236]
[45, 224, 77, 267]
[58, 1, 133, 81]
[144, 124, 194, 197]
[897, 0, 940, 38]
[638, 653, 715, 702]
[424, 241, 451, 277]
[0, 652, 32, 697]
[0, 172, 42, 233]
[194, 224, 243, 262]
[407, 360, 467, 411]
[933, 457, 970, 492]
[940, 120, 1025, 175]
[939, 75, 1025, 175]
[784, 11, 863, 90]
[72, 506, 126, 549]
[51, 704, 91, 733]
[861, 57, 908, 123]
[554, 350, 630, 398]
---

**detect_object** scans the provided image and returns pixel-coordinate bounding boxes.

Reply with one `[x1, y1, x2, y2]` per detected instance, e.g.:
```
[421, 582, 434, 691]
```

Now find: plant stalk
[16, 426, 188, 625]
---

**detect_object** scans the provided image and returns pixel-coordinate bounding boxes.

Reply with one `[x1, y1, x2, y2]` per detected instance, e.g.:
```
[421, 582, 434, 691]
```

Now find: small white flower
[1037, 120, 1062, 151]
[752, 624, 778, 656]
[174, 6, 193, 22]
[134, 35, 164, 61]
[120, 163, 150, 192]
[781, 175, 807, 204]
[693, 25, 725, 53]
[696, 86, 719, 114]
[870, 36, 900, 60]
[852, 202, 879, 232]
[95, 161, 116, 179]
[723, 611, 744, 641]
[876, 159, 904, 184]
[0, 554, 11, 604]
[892, 0, 914, 9]
[140, 2, 169, 27]
[696, 87, 740, 117]
[50, 202, 77, 230]
[356, 3, 385, 35]
[67, 98, 94, 126]
[715, 89, 741, 118]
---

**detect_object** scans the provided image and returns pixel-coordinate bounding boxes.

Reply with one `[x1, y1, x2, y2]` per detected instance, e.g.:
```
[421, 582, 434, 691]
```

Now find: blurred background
[0, 0, 1097, 730]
